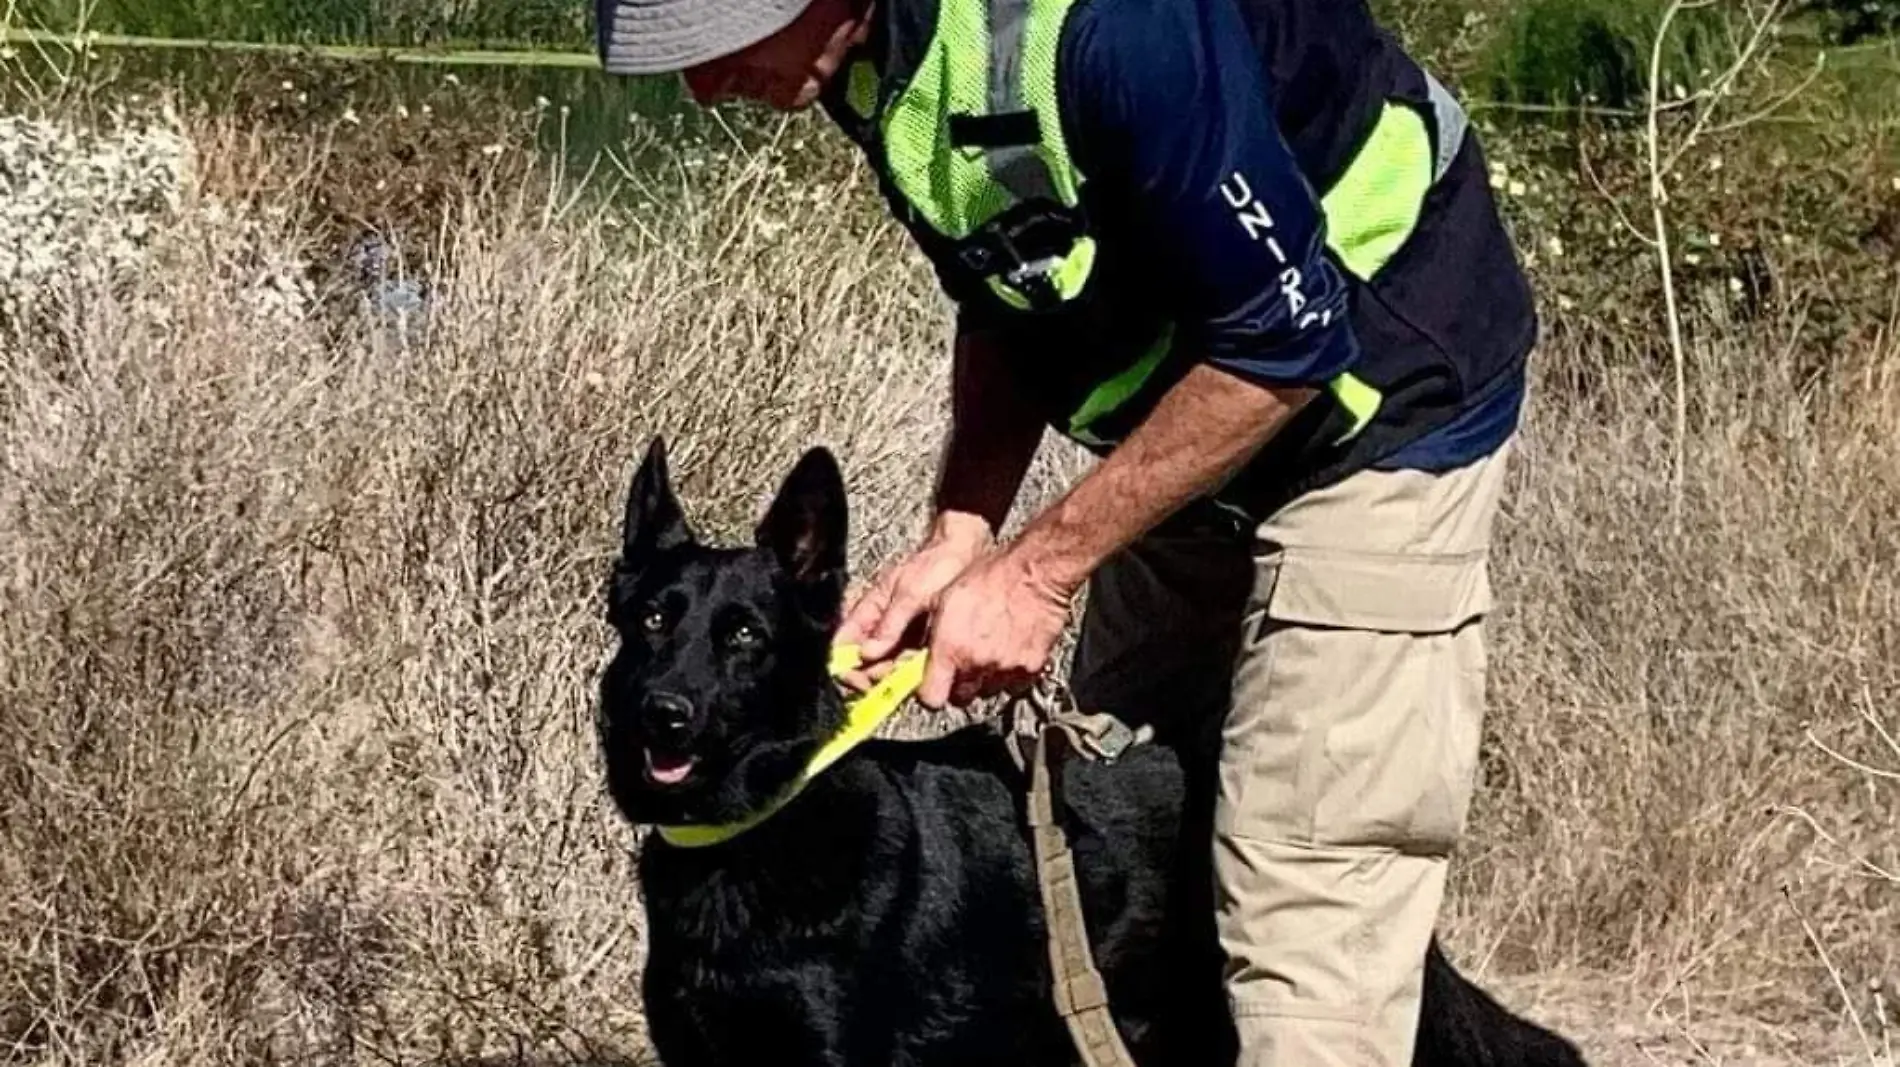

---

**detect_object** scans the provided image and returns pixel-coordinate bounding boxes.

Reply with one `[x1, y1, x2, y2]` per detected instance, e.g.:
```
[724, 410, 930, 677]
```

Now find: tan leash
[1006, 675, 1153, 1067]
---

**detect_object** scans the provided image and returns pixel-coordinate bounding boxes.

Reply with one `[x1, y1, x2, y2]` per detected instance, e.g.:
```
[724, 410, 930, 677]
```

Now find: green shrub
[1797, 0, 1900, 42]
[1478, 0, 1731, 110]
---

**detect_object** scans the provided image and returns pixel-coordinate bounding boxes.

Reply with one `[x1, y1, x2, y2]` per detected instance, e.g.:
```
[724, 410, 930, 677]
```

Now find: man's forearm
[1008, 364, 1313, 593]
[929, 325, 1046, 544]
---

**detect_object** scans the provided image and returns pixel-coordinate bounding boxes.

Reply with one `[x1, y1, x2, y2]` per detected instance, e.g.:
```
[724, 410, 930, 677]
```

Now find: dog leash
[1004, 675, 1149, 1067]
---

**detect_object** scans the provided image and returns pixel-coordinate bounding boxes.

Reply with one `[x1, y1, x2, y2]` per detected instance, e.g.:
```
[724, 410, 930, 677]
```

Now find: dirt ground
[1487, 972, 1894, 1067]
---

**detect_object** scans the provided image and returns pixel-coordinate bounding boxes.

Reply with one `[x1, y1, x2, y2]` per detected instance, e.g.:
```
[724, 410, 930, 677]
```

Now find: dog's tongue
[645, 750, 696, 785]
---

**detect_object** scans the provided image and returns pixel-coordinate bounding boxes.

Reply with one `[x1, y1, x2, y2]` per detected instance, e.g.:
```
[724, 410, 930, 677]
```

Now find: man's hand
[835, 512, 994, 691]
[914, 546, 1075, 709]
[834, 324, 1045, 693]
[909, 364, 1314, 708]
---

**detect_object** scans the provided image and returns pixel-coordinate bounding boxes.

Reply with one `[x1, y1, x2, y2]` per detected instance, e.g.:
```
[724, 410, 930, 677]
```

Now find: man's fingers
[861, 588, 928, 660]
[837, 657, 901, 695]
[917, 650, 958, 710]
[835, 577, 894, 648]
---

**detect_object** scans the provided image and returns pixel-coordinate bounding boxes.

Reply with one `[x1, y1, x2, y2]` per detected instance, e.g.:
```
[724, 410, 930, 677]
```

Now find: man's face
[681, 0, 872, 111]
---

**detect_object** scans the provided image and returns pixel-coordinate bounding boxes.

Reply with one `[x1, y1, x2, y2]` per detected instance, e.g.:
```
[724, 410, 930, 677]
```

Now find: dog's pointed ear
[620, 436, 692, 568]
[755, 447, 848, 585]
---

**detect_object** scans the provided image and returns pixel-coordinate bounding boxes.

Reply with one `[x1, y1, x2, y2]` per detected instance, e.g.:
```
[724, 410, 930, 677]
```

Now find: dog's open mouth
[643, 749, 698, 787]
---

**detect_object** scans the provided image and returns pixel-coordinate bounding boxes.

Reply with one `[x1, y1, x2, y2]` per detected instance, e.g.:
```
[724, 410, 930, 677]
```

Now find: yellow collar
[652, 643, 926, 849]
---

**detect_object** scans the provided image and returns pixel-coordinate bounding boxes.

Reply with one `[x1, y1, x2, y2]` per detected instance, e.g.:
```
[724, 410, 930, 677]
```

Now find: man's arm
[911, 363, 1310, 707]
[1010, 366, 1310, 594]
[929, 320, 1047, 547]
[999, 0, 1357, 590]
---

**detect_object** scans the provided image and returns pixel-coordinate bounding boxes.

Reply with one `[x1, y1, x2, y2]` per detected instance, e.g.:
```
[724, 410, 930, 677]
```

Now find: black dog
[597, 437, 1587, 1067]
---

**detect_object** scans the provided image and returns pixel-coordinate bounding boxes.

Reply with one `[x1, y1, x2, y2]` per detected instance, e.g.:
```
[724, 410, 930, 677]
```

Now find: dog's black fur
[597, 437, 1588, 1067]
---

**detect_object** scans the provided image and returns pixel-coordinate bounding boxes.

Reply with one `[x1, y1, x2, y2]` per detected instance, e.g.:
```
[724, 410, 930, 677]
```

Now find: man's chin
[770, 77, 824, 112]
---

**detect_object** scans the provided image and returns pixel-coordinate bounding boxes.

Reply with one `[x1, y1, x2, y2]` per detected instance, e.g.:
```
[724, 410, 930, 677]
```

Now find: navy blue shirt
[1045, 0, 1523, 470]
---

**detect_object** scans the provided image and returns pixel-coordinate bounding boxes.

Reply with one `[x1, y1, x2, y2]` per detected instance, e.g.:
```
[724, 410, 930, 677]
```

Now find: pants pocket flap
[1263, 548, 1491, 634]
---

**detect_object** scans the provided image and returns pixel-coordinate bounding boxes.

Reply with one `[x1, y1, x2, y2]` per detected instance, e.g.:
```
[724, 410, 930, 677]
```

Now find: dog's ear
[756, 447, 848, 585]
[620, 436, 692, 568]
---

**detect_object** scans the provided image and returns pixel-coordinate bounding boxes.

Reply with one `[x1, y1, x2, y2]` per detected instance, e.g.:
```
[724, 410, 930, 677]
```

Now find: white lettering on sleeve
[1221, 169, 1326, 332]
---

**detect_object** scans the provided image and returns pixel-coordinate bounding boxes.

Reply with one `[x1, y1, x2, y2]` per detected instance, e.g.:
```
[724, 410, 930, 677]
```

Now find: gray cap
[596, 0, 817, 75]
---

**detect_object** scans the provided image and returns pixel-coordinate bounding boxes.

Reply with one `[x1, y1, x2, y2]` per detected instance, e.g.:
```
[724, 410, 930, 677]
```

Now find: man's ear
[620, 436, 692, 569]
[755, 447, 848, 586]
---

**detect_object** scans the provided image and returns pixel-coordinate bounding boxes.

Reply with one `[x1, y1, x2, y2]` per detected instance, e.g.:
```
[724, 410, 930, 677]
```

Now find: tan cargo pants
[1069, 442, 1512, 1067]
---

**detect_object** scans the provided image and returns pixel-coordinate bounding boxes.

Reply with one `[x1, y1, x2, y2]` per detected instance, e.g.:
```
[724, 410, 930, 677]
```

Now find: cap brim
[596, 0, 816, 75]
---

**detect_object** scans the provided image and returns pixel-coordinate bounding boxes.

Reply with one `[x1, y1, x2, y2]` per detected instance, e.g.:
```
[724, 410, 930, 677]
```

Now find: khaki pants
[1069, 443, 1512, 1067]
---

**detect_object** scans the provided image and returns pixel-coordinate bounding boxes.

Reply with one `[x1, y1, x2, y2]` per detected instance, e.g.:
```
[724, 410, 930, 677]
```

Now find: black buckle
[953, 201, 1087, 311]
[948, 111, 1041, 150]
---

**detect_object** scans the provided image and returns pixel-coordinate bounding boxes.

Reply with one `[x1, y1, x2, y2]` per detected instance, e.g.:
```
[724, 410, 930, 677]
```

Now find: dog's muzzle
[639, 691, 699, 786]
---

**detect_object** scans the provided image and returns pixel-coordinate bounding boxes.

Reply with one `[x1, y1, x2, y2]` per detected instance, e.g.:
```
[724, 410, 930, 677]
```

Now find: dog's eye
[728, 623, 761, 649]
[641, 609, 667, 634]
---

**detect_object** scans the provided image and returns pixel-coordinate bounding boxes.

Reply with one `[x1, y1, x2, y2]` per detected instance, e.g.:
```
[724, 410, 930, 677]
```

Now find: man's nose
[641, 692, 696, 745]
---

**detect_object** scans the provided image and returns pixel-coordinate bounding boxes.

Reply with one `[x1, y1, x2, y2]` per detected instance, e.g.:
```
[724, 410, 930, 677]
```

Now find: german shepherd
[596, 436, 1588, 1067]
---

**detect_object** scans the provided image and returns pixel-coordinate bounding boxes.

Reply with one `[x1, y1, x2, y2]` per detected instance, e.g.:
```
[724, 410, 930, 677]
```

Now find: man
[596, 0, 1536, 1062]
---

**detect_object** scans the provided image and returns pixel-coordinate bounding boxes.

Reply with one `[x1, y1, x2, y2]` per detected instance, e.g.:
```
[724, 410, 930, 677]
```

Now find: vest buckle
[955, 201, 1087, 312]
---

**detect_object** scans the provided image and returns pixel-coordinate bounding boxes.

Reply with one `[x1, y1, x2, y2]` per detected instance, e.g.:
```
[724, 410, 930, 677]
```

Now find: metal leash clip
[1016, 671, 1151, 766]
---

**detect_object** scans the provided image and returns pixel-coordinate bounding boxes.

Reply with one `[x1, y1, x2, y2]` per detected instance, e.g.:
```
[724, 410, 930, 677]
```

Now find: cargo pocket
[1220, 545, 1490, 857]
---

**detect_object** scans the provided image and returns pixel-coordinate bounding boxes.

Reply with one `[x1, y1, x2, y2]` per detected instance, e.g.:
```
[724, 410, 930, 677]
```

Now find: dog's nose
[641, 692, 695, 745]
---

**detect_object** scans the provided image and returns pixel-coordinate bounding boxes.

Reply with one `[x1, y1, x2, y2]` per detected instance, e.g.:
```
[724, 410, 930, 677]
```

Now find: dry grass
[0, 101, 1894, 1066]
[1445, 306, 1900, 1063]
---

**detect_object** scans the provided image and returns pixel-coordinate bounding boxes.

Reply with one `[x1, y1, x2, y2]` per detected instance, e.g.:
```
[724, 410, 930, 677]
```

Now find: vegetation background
[1, 0, 1896, 1064]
